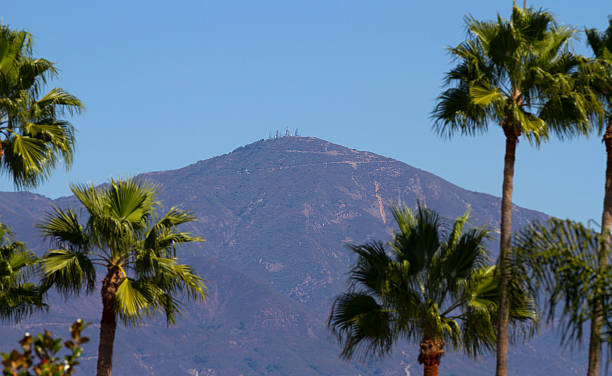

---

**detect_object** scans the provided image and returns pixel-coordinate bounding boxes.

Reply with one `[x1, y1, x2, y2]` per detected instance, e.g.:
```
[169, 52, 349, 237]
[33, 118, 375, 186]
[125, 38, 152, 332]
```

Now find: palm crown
[433, 5, 592, 142]
[38, 178, 206, 376]
[329, 205, 535, 375]
[39, 178, 206, 325]
[0, 25, 83, 188]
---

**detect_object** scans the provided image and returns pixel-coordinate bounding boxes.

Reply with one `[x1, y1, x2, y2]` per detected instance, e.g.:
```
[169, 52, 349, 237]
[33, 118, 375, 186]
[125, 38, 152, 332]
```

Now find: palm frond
[442, 227, 489, 286]
[1, 134, 48, 188]
[70, 182, 103, 215]
[150, 257, 206, 301]
[392, 205, 441, 274]
[32, 88, 84, 117]
[115, 277, 157, 327]
[155, 291, 182, 326]
[460, 302, 497, 357]
[432, 86, 491, 138]
[106, 178, 157, 228]
[328, 292, 394, 360]
[143, 206, 203, 256]
[41, 249, 96, 297]
[443, 208, 469, 250]
[346, 242, 391, 295]
[0, 283, 47, 323]
[469, 85, 505, 106]
[38, 206, 89, 251]
[15, 58, 57, 95]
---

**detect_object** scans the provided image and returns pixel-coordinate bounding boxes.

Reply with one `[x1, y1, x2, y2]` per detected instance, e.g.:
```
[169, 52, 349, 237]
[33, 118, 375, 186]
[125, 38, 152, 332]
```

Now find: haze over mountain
[0, 136, 584, 375]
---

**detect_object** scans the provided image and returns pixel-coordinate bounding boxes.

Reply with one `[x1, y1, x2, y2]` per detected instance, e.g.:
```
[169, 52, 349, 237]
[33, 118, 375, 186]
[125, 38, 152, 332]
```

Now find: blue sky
[1, 1, 610, 225]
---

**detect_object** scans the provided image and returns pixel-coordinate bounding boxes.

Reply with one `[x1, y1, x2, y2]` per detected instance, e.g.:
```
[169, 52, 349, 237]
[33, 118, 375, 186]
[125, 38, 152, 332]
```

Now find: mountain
[0, 136, 584, 375]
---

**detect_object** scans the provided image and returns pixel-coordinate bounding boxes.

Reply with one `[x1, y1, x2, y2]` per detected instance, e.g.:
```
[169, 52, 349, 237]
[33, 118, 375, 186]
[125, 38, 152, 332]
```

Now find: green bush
[1, 320, 89, 375]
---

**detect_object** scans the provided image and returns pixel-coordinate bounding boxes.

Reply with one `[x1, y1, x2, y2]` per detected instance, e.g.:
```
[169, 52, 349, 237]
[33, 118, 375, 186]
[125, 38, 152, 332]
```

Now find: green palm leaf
[33, 88, 83, 117]
[469, 85, 504, 106]
[150, 257, 206, 301]
[40, 249, 96, 297]
[116, 277, 156, 326]
[143, 206, 203, 256]
[329, 292, 393, 360]
[38, 207, 89, 251]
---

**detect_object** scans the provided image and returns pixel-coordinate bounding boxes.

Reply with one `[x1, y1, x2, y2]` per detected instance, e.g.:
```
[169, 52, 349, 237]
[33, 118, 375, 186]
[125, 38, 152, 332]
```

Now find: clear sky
[0, 1, 610, 225]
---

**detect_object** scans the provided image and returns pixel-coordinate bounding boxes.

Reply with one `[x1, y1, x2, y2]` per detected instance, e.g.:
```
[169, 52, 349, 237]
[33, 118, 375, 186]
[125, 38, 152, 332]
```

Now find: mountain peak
[0, 136, 557, 376]
[235, 136, 382, 157]
[175, 136, 395, 180]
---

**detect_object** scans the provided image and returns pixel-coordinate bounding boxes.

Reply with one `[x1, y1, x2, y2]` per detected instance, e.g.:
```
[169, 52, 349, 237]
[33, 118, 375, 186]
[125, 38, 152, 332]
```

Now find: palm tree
[583, 19, 612, 376]
[0, 222, 45, 322]
[513, 217, 612, 376]
[38, 178, 207, 376]
[0, 25, 83, 189]
[432, 5, 593, 375]
[328, 205, 535, 376]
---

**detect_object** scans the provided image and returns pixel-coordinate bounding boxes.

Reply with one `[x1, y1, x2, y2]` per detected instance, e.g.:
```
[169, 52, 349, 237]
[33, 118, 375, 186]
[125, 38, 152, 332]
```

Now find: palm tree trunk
[587, 120, 612, 376]
[96, 267, 122, 376]
[418, 337, 444, 376]
[495, 127, 519, 376]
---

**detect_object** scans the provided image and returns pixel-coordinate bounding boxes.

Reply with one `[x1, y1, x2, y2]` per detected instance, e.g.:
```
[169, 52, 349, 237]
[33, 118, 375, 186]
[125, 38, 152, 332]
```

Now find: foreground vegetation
[1, 320, 89, 375]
